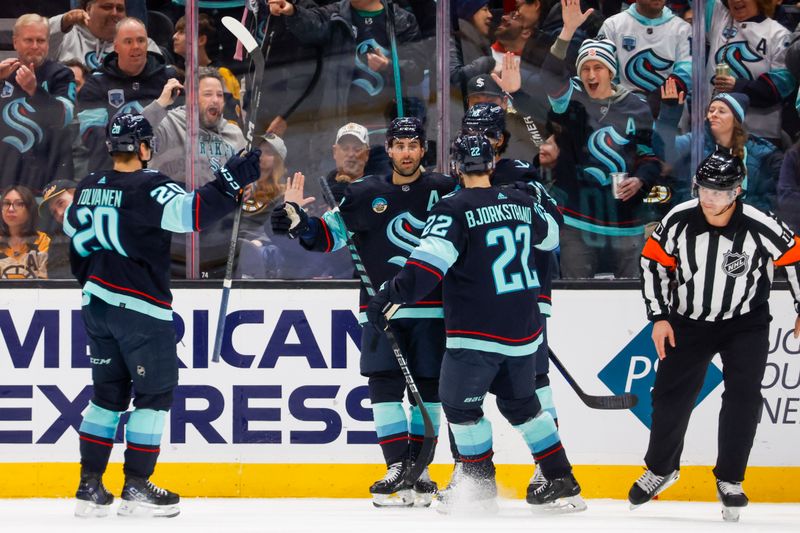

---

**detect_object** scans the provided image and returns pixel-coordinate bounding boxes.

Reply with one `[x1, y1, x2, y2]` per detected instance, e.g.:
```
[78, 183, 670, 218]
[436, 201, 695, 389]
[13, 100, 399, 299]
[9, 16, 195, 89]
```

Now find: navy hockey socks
[514, 411, 571, 479]
[123, 409, 166, 479]
[372, 402, 409, 465]
[409, 402, 441, 463]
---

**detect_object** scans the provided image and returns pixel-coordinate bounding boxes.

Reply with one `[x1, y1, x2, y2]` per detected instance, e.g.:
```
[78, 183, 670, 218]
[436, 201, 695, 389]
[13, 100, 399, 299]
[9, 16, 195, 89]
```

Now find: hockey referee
[628, 149, 800, 521]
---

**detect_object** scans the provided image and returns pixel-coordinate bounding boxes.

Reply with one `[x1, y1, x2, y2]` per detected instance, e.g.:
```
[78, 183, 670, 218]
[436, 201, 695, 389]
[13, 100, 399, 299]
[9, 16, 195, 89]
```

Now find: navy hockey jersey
[300, 172, 457, 321]
[63, 168, 239, 320]
[389, 186, 560, 356]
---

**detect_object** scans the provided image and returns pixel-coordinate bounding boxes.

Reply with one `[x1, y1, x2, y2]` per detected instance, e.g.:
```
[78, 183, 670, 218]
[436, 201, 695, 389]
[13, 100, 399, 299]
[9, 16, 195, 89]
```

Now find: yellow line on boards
[0, 463, 797, 501]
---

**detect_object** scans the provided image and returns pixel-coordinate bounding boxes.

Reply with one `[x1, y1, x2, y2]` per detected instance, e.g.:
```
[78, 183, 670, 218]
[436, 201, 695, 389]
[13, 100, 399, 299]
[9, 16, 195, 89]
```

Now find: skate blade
[74, 499, 111, 518]
[630, 472, 681, 511]
[117, 500, 180, 518]
[413, 491, 435, 508]
[721, 506, 741, 522]
[371, 490, 414, 508]
[530, 495, 588, 514]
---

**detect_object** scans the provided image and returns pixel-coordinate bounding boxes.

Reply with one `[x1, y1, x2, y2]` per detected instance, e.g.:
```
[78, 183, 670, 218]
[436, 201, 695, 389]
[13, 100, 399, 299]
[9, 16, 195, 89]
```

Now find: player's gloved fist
[217, 149, 262, 198]
[271, 201, 309, 239]
[366, 283, 398, 332]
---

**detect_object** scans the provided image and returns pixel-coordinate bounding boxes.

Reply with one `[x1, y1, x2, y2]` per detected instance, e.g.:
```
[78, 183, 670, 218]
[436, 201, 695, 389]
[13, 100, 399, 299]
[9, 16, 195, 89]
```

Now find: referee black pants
[644, 305, 770, 482]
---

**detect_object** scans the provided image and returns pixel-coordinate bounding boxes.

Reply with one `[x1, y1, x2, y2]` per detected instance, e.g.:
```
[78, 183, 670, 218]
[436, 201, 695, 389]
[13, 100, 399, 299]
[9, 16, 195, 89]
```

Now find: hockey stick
[317, 176, 435, 485]
[383, 0, 404, 117]
[212, 16, 267, 364]
[548, 347, 638, 410]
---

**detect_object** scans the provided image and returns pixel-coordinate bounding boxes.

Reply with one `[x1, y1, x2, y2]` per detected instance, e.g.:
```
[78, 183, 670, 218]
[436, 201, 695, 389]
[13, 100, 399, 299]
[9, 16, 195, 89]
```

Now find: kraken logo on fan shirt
[584, 126, 630, 185]
[1, 98, 44, 153]
[353, 39, 389, 97]
[624, 49, 674, 92]
[714, 42, 761, 79]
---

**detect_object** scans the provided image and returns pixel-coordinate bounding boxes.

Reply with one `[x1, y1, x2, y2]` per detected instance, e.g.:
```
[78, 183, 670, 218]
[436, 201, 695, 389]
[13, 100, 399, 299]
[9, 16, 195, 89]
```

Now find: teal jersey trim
[410, 235, 460, 274]
[538, 302, 552, 317]
[358, 307, 444, 324]
[161, 191, 196, 233]
[564, 215, 645, 237]
[56, 96, 75, 125]
[446, 335, 543, 357]
[83, 281, 173, 321]
[626, 3, 675, 26]
[321, 210, 349, 252]
[547, 79, 578, 114]
[536, 210, 560, 252]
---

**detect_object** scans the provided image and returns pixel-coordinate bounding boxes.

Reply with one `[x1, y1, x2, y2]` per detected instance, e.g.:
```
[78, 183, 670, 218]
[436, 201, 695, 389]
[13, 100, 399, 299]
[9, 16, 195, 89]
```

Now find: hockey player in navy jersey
[270, 117, 456, 507]
[367, 134, 585, 513]
[64, 113, 261, 518]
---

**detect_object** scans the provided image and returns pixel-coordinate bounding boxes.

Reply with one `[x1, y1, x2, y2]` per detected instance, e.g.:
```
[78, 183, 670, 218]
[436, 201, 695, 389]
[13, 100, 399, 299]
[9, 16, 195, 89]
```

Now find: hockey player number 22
[486, 226, 540, 295]
[72, 206, 128, 258]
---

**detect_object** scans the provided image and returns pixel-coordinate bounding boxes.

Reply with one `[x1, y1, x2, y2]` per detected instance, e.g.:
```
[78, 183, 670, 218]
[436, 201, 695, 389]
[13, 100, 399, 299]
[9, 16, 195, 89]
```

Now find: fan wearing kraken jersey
[367, 134, 585, 513]
[706, 0, 795, 144]
[597, 0, 691, 115]
[271, 117, 456, 507]
[65, 113, 260, 519]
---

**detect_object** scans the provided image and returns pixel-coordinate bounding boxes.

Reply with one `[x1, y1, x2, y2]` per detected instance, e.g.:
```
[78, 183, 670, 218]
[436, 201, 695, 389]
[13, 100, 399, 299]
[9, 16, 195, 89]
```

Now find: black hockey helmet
[386, 116, 426, 147]
[452, 133, 495, 175]
[462, 102, 506, 140]
[106, 112, 154, 154]
[693, 149, 745, 192]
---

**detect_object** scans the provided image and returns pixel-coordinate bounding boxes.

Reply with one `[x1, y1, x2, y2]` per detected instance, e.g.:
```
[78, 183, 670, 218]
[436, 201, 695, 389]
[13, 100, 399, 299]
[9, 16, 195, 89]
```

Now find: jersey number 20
[487, 226, 539, 294]
[72, 207, 128, 257]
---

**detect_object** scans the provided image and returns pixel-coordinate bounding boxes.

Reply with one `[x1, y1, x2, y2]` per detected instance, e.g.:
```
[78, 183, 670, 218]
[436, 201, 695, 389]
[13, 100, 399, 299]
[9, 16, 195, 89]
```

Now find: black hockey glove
[271, 201, 309, 239]
[366, 283, 399, 332]
[216, 149, 262, 198]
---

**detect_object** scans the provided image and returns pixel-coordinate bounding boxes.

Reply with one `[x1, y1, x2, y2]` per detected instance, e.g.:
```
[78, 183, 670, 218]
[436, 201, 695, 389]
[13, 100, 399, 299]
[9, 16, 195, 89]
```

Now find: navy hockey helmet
[452, 133, 495, 175]
[462, 102, 506, 140]
[693, 149, 745, 192]
[106, 113, 154, 154]
[386, 116, 426, 147]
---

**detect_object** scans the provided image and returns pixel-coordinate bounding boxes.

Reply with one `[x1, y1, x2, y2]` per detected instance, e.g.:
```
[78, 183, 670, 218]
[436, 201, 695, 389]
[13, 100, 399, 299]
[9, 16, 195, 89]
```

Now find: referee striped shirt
[641, 200, 800, 322]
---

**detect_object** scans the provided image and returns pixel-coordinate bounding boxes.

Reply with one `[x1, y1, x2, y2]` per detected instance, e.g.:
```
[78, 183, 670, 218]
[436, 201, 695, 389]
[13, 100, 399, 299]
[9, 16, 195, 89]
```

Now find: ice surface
[2, 498, 798, 533]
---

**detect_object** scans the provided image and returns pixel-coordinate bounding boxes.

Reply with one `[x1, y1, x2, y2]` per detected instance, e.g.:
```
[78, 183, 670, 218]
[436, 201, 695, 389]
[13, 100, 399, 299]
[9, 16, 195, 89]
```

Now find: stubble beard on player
[392, 159, 422, 178]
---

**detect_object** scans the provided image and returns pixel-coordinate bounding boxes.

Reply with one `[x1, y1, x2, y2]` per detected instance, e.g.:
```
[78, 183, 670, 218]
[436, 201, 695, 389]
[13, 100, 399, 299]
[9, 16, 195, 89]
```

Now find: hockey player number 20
[486, 226, 539, 295]
[72, 206, 128, 258]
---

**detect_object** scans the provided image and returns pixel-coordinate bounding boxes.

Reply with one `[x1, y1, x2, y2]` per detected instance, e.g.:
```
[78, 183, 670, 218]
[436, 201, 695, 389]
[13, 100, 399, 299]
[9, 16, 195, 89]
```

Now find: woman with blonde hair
[654, 80, 781, 212]
[0, 185, 50, 279]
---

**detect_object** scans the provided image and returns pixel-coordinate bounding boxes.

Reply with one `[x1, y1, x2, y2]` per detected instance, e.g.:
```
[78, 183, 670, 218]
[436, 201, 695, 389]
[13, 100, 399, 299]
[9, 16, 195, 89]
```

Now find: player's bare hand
[660, 77, 685, 105]
[157, 78, 184, 107]
[16, 63, 37, 96]
[367, 48, 390, 72]
[268, 0, 295, 16]
[491, 52, 520, 94]
[652, 320, 675, 360]
[61, 9, 90, 32]
[794, 314, 800, 339]
[267, 115, 288, 137]
[284, 172, 316, 206]
[713, 74, 736, 93]
[560, 0, 594, 41]
[617, 176, 644, 202]
[0, 58, 21, 80]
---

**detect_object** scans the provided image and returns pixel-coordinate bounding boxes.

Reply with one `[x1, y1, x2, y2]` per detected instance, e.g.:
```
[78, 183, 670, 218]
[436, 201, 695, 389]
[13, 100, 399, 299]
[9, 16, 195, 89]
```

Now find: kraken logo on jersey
[624, 50, 674, 93]
[1, 98, 44, 152]
[715, 42, 761, 80]
[85, 51, 104, 71]
[353, 39, 389, 96]
[584, 126, 629, 185]
[386, 212, 426, 267]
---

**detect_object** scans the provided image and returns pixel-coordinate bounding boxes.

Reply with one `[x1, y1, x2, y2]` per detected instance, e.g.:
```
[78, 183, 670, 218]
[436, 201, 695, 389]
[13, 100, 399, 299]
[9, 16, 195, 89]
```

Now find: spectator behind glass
[38, 179, 77, 279]
[75, 17, 177, 177]
[64, 59, 89, 92]
[141, 67, 245, 278]
[597, 0, 692, 117]
[778, 137, 800, 233]
[49, 0, 163, 70]
[450, 0, 495, 91]
[327, 122, 370, 202]
[0, 14, 77, 192]
[172, 14, 242, 126]
[268, 0, 425, 179]
[654, 84, 781, 213]
[707, 0, 795, 147]
[0, 185, 50, 279]
[540, 0, 662, 279]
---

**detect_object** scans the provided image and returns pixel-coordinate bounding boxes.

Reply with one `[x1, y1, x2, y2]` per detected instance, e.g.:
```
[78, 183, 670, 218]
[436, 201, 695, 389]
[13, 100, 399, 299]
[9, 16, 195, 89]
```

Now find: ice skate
[527, 473, 587, 513]
[117, 476, 180, 518]
[369, 461, 413, 508]
[716, 479, 748, 522]
[436, 460, 498, 515]
[628, 469, 679, 510]
[411, 466, 438, 507]
[74, 473, 114, 518]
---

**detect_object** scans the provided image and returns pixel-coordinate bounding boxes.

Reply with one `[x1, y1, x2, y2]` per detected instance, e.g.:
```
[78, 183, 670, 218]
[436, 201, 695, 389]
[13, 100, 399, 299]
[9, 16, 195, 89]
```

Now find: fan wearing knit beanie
[456, 0, 493, 37]
[575, 38, 618, 100]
